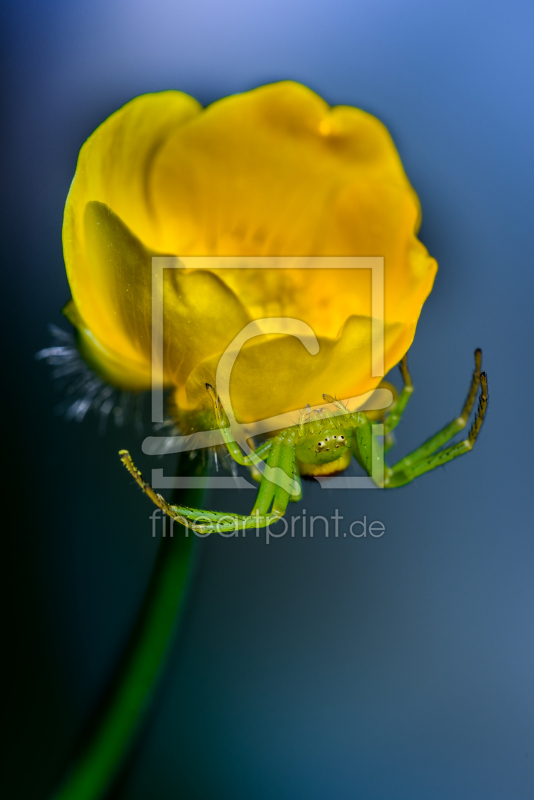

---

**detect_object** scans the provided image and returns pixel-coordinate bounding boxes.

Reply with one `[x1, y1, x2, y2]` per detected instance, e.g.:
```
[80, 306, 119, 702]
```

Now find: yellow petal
[63, 90, 202, 382]
[183, 314, 415, 424]
[63, 298, 152, 390]
[147, 81, 436, 333]
[75, 201, 251, 388]
[63, 82, 437, 417]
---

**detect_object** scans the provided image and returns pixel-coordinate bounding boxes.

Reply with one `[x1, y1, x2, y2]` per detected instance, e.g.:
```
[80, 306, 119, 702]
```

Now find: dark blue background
[2, 1, 534, 798]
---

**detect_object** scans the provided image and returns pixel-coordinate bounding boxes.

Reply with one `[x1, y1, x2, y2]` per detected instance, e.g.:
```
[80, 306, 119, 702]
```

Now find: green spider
[120, 349, 488, 534]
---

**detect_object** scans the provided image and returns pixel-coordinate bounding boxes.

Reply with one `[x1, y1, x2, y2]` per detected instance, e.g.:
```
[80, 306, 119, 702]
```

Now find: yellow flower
[63, 81, 436, 424]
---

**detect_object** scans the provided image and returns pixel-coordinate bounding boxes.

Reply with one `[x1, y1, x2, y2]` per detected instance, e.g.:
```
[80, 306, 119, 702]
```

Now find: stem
[52, 452, 207, 800]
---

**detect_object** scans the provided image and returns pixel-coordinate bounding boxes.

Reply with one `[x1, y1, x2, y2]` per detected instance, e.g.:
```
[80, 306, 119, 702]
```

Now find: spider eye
[324, 436, 329, 442]
[317, 441, 324, 447]
[338, 435, 345, 441]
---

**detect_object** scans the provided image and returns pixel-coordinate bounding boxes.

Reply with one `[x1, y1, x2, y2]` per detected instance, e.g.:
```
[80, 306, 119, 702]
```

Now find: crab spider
[120, 350, 488, 535]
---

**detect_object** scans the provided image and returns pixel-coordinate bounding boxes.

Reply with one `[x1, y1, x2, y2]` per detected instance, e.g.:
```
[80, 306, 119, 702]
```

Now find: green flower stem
[52, 452, 207, 800]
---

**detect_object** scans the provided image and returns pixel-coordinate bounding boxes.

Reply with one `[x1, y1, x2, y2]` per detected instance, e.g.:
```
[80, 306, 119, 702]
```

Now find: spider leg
[120, 450, 283, 534]
[251, 439, 280, 515]
[349, 413, 374, 475]
[272, 443, 298, 515]
[206, 383, 272, 471]
[320, 394, 381, 479]
[206, 384, 300, 507]
[251, 440, 299, 514]
[341, 412, 385, 486]
[289, 459, 303, 503]
[385, 370, 488, 488]
[384, 354, 413, 435]
[387, 349, 483, 479]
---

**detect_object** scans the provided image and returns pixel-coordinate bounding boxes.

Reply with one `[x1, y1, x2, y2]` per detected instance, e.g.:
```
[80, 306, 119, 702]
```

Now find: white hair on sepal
[37, 326, 261, 476]
[151, 417, 185, 456]
[228, 455, 238, 478]
[35, 324, 147, 435]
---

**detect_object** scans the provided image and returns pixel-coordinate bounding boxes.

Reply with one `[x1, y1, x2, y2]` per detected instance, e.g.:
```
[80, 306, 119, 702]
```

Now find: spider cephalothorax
[120, 350, 488, 534]
[293, 421, 353, 475]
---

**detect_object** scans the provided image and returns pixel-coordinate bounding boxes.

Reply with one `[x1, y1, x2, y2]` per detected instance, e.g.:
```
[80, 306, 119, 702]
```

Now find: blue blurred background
[2, 1, 534, 798]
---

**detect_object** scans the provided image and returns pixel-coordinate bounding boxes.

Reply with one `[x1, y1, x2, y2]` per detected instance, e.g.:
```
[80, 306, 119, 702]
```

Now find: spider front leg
[119, 385, 301, 533]
[205, 383, 271, 477]
[205, 383, 302, 502]
[119, 447, 294, 534]
[385, 349, 488, 488]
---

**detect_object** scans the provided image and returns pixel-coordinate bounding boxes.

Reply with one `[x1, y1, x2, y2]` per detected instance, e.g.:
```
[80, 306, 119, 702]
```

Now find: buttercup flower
[63, 81, 437, 424]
